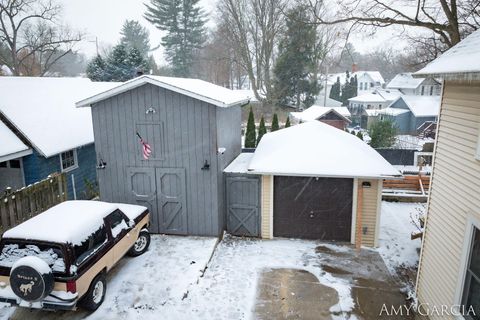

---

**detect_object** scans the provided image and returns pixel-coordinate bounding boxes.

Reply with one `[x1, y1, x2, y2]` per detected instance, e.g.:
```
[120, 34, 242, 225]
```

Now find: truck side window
[73, 226, 107, 266]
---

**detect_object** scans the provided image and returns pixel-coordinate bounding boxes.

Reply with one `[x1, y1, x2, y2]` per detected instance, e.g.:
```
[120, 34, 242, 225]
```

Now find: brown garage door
[274, 176, 353, 241]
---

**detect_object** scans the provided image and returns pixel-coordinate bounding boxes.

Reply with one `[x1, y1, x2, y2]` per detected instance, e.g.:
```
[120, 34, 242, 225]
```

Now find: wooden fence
[0, 173, 67, 234]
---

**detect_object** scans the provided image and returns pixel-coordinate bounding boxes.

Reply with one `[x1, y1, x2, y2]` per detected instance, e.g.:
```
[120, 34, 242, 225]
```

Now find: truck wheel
[128, 230, 150, 257]
[81, 273, 106, 311]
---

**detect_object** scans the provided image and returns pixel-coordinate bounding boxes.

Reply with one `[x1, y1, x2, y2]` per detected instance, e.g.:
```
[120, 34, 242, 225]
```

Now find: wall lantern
[362, 182, 371, 188]
[97, 159, 107, 169]
[146, 107, 157, 115]
[201, 160, 210, 171]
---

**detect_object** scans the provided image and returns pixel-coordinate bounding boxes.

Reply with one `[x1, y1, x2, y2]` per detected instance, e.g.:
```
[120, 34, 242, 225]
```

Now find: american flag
[136, 132, 152, 160]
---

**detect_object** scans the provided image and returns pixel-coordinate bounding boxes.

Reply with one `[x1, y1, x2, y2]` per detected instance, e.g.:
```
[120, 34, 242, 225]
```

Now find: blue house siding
[22, 144, 97, 200]
[381, 112, 411, 134]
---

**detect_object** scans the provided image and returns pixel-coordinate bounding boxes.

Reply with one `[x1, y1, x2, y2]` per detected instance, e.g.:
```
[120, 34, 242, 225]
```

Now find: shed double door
[127, 167, 187, 234]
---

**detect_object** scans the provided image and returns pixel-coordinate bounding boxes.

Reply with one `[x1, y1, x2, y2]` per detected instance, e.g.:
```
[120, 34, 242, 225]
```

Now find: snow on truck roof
[247, 121, 401, 179]
[2, 201, 147, 245]
[0, 77, 119, 158]
[76, 75, 251, 108]
[415, 29, 480, 79]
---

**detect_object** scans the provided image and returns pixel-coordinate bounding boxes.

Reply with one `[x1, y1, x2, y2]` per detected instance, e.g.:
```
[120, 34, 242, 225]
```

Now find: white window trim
[454, 215, 480, 320]
[414, 152, 434, 166]
[59, 149, 79, 173]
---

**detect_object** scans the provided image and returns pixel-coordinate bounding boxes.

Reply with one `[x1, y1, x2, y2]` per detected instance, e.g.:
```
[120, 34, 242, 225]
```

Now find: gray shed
[76, 75, 249, 236]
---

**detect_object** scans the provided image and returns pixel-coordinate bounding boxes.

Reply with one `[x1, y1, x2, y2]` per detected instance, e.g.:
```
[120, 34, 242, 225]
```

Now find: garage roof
[0, 121, 32, 162]
[76, 75, 251, 108]
[248, 121, 401, 179]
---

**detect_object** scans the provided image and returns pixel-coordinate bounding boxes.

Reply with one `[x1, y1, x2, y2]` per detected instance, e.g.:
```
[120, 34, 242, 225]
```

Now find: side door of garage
[226, 176, 260, 237]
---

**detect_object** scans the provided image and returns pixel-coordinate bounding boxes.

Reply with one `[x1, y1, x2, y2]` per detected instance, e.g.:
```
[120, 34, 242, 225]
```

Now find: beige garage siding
[261, 175, 273, 239]
[417, 81, 480, 320]
[357, 179, 382, 247]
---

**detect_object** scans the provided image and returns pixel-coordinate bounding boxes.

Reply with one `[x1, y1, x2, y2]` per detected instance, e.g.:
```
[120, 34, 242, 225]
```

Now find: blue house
[377, 95, 440, 134]
[0, 77, 118, 198]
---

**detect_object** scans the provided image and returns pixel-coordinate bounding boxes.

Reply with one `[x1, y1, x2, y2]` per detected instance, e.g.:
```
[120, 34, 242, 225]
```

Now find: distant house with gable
[0, 77, 117, 198]
[387, 72, 441, 96]
[290, 105, 351, 130]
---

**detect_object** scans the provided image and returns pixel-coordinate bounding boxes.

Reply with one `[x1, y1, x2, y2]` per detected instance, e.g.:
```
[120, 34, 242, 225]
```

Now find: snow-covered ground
[377, 201, 425, 275]
[0, 201, 423, 320]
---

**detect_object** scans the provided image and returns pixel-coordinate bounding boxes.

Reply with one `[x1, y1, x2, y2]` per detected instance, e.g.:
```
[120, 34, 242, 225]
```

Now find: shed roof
[415, 29, 480, 80]
[0, 121, 31, 162]
[3, 200, 146, 245]
[76, 75, 251, 108]
[290, 105, 351, 122]
[0, 77, 119, 158]
[224, 153, 254, 174]
[248, 121, 400, 179]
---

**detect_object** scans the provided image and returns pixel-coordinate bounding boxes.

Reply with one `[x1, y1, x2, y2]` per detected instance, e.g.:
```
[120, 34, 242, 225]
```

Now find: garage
[273, 176, 353, 240]
[241, 121, 401, 247]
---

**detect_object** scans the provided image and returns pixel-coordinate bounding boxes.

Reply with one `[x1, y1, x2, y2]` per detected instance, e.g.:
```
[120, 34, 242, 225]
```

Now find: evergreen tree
[120, 20, 151, 57]
[145, 0, 207, 77]
[356, 131, 364, 140]
[86, 55, 107, 81]
[106, 44, 134, 81]
[329, 77, 341, 102]
[273, 5, 320, 109]
[285, 116, 291, 128]
[245, 107, 256, 148]
[341, 71, 358, 106]
[257, 117, 267, 144]
[271, 114, 279, 131]
[369, 120, 397, 148]
[351, 130, 356, 135]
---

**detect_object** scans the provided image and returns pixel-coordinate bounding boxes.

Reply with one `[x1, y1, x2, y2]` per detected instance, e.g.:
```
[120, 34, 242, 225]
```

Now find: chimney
[352, 63, 358, 73]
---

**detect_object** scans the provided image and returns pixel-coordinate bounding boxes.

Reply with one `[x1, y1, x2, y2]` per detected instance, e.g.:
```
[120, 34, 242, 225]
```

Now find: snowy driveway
[0, 201, 423, 320]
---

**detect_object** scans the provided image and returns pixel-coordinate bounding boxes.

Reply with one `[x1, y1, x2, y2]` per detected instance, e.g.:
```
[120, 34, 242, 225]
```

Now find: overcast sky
[60, 0, 404, 64]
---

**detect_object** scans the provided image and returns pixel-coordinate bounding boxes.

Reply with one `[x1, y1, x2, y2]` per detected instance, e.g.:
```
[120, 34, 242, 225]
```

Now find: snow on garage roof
[0, 77, 119, 158]
[0, 121, 31, 162]
[415, 29, 480, 80]
[2, 201, 146, 245]
[290, 105, 351, 122]
[76, 75, 251, 108]
[248, 121, 401, 179]
[224, 153, 254, 174]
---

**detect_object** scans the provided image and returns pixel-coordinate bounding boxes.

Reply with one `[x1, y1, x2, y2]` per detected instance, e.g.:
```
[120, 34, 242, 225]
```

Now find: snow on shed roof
[248, 121, 401, 179]
[77, 75, 251, 108]
[0, 77, 119, 158]
[290, 105, 351, 122]
[3, 201, 147, 245]
[0, 121, 31, 162]
[387, 73, 425, 90]
[415, 29, 480, 79]
[224, 153, 254, 174]
[394, 95, 441, 117]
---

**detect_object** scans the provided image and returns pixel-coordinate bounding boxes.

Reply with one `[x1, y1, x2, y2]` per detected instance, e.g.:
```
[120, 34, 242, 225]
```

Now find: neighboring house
[413, 29, 480, 320]
[387, 73, 441, 96]
[224, 121, 400, 246]
[76, 75, 249, 236]
[376, 95, 440, 134]
[290, 105, 351, 130]
[0, 77, 117, 199]
[319, 70, 386, 100]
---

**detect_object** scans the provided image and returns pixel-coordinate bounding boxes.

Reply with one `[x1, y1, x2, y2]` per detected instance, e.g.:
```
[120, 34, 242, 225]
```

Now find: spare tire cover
[10, 256, 54, 302]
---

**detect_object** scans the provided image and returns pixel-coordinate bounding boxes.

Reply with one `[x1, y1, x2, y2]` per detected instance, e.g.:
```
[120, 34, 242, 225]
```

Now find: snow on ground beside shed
[377, 201, 424, 274]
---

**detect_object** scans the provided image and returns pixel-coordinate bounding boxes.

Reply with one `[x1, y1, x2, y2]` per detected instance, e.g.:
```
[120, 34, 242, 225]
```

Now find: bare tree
[306, 0, 480, 58]
[217, 0, 287, 103]
[0, 0, 82, 76]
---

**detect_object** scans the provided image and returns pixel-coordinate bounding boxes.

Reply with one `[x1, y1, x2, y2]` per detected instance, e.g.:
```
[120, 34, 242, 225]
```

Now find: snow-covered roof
[232, 89, 260, 103]
[387, 73, 425, 90]
[376, 108, 410, 116]
[364, 109, 385, 117]
[0, 77, 119, 158]
[290, 105, 351, 122]
[349, 92, 386, 103]
[77, 75, 250, 108]
[248, 122, 401, 179]
[0, 121, 32, 162]
[375, 88, 403, 102]
[224, 153, 254, 174]
[392, 96, 441, 117]
[356, 71, 385, 84]
[3, 201, 147, 245]
[415, 29, 480, 80]
[325, 71, 385, 86]
[314, 95, 343, 108]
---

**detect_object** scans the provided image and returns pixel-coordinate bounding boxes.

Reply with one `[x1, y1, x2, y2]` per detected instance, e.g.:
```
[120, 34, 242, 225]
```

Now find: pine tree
[120, 20, 151, 57]
[329, 76, 341, 102]
[86, 55, 107, 81]
[245, 107, 256, 148]
[271, 114, 279, 131]
[356, 131, 364, 140]
[257, 117, 267, 144]
[285, 116, 291, 128]
[145, 0, 207, 77]
[273, 5, 320, 109]
[369, 120, 397, 148]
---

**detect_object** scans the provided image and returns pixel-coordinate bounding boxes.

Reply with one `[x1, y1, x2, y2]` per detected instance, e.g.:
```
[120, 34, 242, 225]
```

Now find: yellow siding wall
[357, 179, 382, 247]
[261, 175, 273, 239]
[417, 81, 480, 319]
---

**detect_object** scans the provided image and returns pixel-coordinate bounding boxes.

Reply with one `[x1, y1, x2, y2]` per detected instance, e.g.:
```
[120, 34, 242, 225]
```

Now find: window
[421, 86, 425, 95]
[73, 226, 107, 266]
[60, 149, 78, 172]
[0, 162, 6, 168]
[462, 227, 480, 319]
[370, 82, 374, 88]
[430, 86, 434, 96]
[9, 160, 20, 169]
[106, 210, 130, 239]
